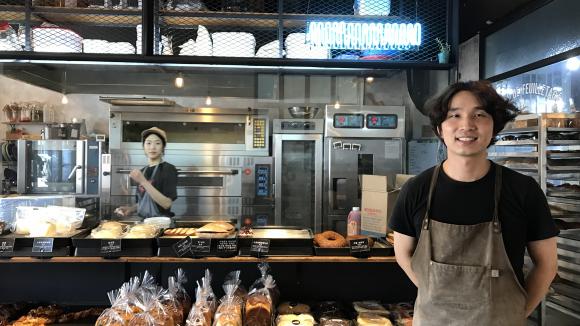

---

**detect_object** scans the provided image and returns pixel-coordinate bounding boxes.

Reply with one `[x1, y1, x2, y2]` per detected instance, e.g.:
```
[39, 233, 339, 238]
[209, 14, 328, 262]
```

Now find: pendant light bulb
[61, 94, 69, 105]
[175, 73, 184, 88]
[205, 95, 212, 106]
[334, 100, 340, 109]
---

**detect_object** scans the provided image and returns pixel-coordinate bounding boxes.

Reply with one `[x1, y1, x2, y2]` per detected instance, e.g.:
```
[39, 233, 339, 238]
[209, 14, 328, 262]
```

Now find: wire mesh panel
[160, 0, 450, 63]
[0, 1, 26, 51]
[0, 0, 142, 54]
[0, 0, 450, 62]
[158, 0, 280, 57]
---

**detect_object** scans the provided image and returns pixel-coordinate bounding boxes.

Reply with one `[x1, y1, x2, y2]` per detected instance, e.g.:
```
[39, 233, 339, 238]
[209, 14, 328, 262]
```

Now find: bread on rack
[163, 228, 196, 237]
[196, 222, 235, 238]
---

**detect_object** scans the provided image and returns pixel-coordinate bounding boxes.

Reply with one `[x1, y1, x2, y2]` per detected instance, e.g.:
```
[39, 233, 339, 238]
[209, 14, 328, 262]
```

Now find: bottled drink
[347, 207, 361, 236]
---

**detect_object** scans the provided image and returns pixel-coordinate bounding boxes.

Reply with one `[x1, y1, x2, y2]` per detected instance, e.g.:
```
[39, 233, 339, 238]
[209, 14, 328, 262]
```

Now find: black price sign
[216, 238, 238, 256]
[191, 238, 212, 254]
[100, 239, 122, 254]
[349, 238, 371, 256]
[0, 239, 15, 253]
[172, 236, 193, 257]
[250, 238, 270, 257]
[32, 238, 54, 253]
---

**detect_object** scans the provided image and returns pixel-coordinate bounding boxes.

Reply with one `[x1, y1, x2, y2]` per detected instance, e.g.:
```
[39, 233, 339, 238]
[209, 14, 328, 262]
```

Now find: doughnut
[314, 231, 347, 248]
[346, 235, 374, 247]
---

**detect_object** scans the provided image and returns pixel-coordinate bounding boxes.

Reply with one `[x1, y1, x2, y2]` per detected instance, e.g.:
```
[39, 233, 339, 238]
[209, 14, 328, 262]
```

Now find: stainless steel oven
[109, 106, 269, 156]
[17, 139, 105, 195]
[323, 105, 406, 233]
[105, 105, 273, 222]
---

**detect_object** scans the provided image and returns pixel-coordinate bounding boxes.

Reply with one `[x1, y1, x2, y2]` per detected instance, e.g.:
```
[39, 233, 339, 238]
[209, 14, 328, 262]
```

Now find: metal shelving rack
[491, 113, 580, 325]
[540, 113, 580, 323]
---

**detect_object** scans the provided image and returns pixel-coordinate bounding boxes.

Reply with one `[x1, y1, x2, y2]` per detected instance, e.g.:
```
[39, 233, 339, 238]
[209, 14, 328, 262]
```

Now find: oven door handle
[67, 165, 82, 180]
[176, 169, 239, 175]
[115, 169, 239, 175]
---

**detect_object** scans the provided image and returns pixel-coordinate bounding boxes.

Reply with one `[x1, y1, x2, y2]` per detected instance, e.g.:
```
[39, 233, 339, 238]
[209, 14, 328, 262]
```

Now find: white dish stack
[285, 33, 329, 59]
[211, 32, 255, 57]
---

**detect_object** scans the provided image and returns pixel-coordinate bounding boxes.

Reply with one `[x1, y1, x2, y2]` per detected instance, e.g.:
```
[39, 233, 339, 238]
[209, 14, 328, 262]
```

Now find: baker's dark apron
[410, 164, 527, 325]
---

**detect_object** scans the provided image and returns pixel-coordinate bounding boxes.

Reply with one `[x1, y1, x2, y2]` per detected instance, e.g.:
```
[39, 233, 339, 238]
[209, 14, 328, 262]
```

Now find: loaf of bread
[163, 228, 196, 236]
[356, 313, 392, 326]
[353, 301, 388, 315]
[196, 222, 235, 233]
[28, 221, 57, 237]
[244, 295, 272, 326]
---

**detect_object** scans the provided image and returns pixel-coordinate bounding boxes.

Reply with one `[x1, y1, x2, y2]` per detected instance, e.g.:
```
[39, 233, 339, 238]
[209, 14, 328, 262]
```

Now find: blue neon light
[306, 21, 422, 50]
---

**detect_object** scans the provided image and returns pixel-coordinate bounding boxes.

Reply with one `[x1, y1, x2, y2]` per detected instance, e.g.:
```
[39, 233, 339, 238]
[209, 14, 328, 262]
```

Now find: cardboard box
[361, 174, 414, 238]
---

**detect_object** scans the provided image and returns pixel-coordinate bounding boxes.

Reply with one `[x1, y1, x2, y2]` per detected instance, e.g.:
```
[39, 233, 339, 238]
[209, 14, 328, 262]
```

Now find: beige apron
[410, 164, 528, 326]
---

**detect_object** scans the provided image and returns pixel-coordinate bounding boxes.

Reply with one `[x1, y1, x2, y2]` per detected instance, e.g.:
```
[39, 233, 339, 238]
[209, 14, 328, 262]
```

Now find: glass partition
[494, 55, 580, 114]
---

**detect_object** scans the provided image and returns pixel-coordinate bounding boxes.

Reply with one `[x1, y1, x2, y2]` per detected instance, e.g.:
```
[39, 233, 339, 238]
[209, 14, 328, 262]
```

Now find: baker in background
[389, 80, 558, 325]
[114, 127, 178, 218]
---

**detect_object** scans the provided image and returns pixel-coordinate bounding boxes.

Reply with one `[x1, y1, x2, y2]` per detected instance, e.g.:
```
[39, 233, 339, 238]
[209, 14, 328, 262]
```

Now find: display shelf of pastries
[0, 228, 90, 258]
[72, 221, 161, 258]
[238, 226, 314, 256]
[312, 232, 393, 257]
[157, 221, 238, 257]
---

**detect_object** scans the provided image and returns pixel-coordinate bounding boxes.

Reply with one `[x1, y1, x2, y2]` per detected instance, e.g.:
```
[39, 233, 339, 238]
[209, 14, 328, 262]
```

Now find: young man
[389, 81, 558, 325]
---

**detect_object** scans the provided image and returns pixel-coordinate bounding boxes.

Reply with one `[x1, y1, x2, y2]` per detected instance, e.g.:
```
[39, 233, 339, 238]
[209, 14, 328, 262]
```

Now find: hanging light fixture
[334, 95, 340, 109]
[61, 70, 68, 105]
[365, 76, 374, 83]
[174, 72, 184, 88]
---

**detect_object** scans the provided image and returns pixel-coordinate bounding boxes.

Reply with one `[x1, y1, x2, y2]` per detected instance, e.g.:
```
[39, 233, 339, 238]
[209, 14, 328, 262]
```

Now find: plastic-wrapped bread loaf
[244, 295, 271, 326]
[356, 313, 393, 326]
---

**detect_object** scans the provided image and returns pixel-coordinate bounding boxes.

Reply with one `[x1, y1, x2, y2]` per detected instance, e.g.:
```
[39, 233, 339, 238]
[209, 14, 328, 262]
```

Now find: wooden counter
[0, 255, 396, 263]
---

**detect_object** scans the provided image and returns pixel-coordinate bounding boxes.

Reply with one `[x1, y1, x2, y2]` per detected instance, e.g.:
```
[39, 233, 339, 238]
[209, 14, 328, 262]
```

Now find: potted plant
[435, 38, 450, 64]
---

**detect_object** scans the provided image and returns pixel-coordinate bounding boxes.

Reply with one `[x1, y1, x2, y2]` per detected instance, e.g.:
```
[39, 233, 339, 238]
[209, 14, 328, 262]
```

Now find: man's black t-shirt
[137, 161, 178, 217]
[388, 162, 559, 285]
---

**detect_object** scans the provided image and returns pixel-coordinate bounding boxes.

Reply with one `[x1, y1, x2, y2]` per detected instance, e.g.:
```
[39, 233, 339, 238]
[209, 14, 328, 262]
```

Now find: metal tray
[238, 226, 314, 256]
[72, 232, 160, 257]
[314, 242, 394, 257]
[157, 233, 238, 257]
[0, 229, 90, 258]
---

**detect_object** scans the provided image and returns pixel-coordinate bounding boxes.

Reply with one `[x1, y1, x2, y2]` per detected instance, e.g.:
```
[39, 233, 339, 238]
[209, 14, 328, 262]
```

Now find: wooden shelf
[2, 121, 48, 125]
[0, 255, 396, 263]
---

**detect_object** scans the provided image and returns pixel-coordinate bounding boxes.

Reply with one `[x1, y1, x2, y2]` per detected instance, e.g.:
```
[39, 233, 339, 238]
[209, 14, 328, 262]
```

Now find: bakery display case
[238, 226, 314, 256]
[72, 220, 161, 257]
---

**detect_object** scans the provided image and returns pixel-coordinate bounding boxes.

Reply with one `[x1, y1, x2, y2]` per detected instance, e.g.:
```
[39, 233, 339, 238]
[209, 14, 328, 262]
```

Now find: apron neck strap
[492, 163, 502, 232]
[423, 164, 441, 230]
[145, 163, 161, 181]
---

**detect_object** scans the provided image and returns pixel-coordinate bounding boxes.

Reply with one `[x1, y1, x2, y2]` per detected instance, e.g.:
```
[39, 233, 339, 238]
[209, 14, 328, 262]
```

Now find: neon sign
[306, 21, 422, 50]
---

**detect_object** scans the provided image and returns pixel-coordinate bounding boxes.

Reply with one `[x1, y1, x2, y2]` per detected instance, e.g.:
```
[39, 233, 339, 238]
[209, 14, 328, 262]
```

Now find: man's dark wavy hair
[426, 80, 520, 146]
